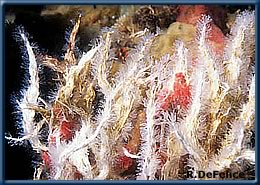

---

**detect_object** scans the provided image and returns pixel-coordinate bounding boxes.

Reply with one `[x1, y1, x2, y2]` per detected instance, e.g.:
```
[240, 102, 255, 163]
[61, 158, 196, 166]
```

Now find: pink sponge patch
[157, 72, 191, 111]
[177, 5, 225, 54]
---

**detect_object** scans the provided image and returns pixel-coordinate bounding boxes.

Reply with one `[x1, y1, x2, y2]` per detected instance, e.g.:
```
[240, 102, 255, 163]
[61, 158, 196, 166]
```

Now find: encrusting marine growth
[6, 6, 255, 180]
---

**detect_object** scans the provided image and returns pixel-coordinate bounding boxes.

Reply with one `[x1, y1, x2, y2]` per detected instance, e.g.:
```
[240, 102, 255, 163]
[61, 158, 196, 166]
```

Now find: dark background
[4, 5, 66, 180]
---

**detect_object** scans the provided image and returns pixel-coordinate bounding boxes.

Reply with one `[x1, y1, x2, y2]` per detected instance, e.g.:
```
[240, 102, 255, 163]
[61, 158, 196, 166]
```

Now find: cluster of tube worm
[6, 8, 255, 180]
